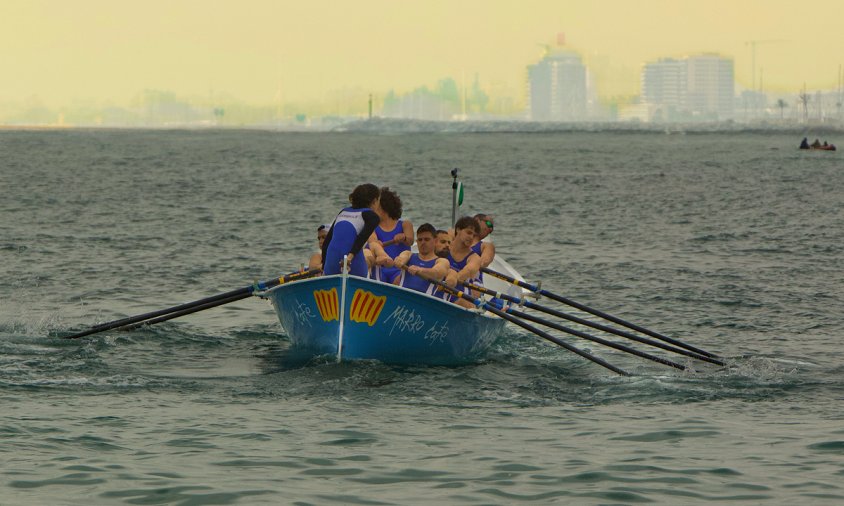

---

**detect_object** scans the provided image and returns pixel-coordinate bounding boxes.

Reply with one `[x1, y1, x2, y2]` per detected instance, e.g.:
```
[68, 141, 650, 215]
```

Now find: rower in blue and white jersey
[444, 216, 482, 309]
[470, 213, 496, 273]
[368, 187, 413, 284]
[469, 214, 506, 308]
[393, 223, 450, 296]
[322, 184, 381, 277]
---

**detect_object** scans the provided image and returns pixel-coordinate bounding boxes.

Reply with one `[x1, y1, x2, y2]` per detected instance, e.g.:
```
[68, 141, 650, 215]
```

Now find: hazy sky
[2, 0, 842, 107]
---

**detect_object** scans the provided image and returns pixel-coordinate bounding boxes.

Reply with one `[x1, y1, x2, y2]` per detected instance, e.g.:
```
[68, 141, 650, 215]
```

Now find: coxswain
[321, 184, 381, 277]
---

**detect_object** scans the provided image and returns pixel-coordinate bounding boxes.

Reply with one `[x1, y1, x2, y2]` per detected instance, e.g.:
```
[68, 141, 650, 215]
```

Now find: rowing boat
[260, 256, 523, 365]
[63, 166, 721, 374]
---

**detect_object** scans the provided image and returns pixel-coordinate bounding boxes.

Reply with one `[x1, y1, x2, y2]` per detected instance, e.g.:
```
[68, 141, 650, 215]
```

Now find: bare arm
[393, 250, 412, 269]
[456, 254, 481, 283]
[407, 257, 450, 282]
[428, 258, 451, 281]
[480, 242, 496, 269]
[369, 241, 394, 267]
[400, 220, 414, 246]
[308, 252, 322, 271]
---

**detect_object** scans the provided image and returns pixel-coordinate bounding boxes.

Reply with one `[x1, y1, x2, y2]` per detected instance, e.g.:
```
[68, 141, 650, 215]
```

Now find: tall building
[640, 54, 734, 121]
[528, 49, 587, 121]
[641, 58, 686, 112]
[686, 54, 734, 120]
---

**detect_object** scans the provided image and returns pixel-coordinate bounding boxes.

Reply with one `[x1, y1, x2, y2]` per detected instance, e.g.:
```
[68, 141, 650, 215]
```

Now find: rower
[393, 223, 450, 294]
[445, 216, 482, 309]
[369, 187, 413, 283]
[322, 183, 381, 277]
[472, 213, 496, 269]
[471, 214, 506, 308]
[307, 224, 330, 271]
[435, 229, 452, 258]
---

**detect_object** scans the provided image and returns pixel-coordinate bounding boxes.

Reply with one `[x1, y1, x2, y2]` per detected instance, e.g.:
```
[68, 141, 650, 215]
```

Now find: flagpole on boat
[450, 168, 461, 227]
[336, 254, 350, 362]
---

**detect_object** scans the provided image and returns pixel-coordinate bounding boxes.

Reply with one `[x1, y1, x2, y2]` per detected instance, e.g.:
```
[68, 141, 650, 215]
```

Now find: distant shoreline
[2, 119, 843, 135]
[336, 118, 844, 135]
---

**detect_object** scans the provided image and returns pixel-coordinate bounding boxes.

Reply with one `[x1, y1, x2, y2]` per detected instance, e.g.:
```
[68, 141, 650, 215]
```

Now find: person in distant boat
[393, 223, 450, 294]
[800, 137, 810, 149]
[444, 216, 482, 309]
[823, 141, 829, 147]
[321, 183, 381, 277]
[811, 138, 822, 148]
[307, 224, 330, 271]
[368, 187, 413, 283]
[471, 213, 496, 269]
[434, 229, 452, 258]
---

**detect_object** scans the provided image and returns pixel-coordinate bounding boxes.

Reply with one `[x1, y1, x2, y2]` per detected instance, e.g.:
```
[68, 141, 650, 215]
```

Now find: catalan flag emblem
[313, 288, 339, 322]
[349, 289, 386, 326]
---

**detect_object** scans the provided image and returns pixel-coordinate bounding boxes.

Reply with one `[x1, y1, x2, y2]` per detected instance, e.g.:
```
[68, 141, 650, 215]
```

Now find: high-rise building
[642, 58, 687, 110]
[528, 49, 587, 121]
[640, 54, 734, 121]
[686, 54, 734, 119]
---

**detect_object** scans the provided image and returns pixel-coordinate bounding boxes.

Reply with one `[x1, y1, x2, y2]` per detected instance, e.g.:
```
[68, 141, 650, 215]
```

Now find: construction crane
[745, 40, 786, 91]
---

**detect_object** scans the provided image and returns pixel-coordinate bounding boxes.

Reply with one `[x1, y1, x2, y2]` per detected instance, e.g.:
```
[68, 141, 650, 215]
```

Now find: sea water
[1, 129, 843, 504]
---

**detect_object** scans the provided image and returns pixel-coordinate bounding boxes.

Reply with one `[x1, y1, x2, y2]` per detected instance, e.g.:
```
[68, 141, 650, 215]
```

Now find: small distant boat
[799, 139, 837, 151]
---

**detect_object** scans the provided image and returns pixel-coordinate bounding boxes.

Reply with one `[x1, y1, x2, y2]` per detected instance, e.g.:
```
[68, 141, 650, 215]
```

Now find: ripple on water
[3, 131, 844, 505]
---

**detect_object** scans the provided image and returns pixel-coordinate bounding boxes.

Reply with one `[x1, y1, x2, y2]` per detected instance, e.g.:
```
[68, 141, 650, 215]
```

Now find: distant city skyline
[2, 0, 843, 113]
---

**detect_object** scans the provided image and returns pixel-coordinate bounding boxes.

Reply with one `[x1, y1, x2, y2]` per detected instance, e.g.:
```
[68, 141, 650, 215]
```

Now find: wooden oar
[451, 288, 630, 376]
[481, 267, 721, 360]
[464, 282, 724, 366]
[504, 307, 686, 371]
[119, 293, 246, 332]
[63, 268, 321, 340]
[399, 266, 629, 376]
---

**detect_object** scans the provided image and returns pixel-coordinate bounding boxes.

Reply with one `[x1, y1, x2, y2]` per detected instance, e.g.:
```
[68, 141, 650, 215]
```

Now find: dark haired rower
[369, 186, 413, 283]
[444, 216, 482, 309]
[321, 183, 381, 277]
[393, 223, 450, 294]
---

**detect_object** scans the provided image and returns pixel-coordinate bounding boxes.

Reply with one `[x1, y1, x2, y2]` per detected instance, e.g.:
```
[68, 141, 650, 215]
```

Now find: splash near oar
[504, 307, 687, 371]
[463, 281, 724, 367]
[443, 284, 630, 376]
[399, 265, 629, 376]
[63, 268, 321, 340]
[480, 266, 721, 360]
[398, 248, 720, 372]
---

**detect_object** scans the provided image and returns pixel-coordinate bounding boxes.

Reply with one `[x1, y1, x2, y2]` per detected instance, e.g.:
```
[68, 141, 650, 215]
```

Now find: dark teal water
[2, 129, 843, 504]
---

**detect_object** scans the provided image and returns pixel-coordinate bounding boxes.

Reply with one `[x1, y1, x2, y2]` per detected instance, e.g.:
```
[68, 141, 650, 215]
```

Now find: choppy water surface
[2, 129, 843, 504]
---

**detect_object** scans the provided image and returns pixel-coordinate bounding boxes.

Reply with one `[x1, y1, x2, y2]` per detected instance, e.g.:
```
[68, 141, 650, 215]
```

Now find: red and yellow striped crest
[349, 289, 386, 326]
[313, 288, 339, 322]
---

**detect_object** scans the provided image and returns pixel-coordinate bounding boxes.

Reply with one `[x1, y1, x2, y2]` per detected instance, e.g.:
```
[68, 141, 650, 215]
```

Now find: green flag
[457, 182, 464, 206]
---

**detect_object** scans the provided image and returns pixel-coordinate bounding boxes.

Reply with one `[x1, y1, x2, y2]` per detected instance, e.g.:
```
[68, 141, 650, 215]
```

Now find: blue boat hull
[262, 275, 505, 365]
